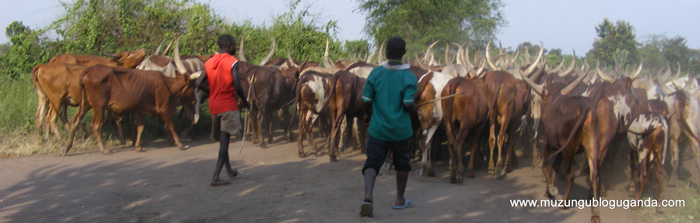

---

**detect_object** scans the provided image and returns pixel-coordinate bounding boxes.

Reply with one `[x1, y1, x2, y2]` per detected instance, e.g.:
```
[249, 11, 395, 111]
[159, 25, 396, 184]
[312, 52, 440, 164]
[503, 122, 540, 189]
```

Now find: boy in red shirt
[197, 34, 248, 186]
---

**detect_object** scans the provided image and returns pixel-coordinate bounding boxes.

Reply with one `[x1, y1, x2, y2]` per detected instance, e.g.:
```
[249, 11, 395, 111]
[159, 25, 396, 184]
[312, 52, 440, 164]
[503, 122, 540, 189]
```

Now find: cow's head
[111, 48, 147, 69]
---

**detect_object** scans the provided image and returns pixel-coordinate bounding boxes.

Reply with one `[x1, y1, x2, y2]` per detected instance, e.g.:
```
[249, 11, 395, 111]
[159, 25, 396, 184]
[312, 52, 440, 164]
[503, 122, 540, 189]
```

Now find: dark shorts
[212, 110, 242, 136]
[362, 135, 413, 174]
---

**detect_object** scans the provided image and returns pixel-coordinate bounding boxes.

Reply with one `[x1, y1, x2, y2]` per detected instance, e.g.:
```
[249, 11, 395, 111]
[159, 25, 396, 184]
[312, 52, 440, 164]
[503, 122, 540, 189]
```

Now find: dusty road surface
[0, 134, 679, 223]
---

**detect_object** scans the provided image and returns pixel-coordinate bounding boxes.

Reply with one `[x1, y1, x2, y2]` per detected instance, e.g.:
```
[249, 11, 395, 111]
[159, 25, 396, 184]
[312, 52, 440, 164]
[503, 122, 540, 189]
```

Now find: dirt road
[0, 135, 669, 223]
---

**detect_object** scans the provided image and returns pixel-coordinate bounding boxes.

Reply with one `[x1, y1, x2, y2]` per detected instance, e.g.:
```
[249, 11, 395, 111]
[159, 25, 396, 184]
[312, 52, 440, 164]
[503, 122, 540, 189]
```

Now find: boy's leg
[392, 136, 413, 206]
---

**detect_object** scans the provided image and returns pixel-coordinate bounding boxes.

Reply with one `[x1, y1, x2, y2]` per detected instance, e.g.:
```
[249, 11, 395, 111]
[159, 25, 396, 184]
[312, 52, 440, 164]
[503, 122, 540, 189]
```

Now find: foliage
[355, 0, 506, 58]
[587, 18, 640, 69]
[638, 34, 700, 77]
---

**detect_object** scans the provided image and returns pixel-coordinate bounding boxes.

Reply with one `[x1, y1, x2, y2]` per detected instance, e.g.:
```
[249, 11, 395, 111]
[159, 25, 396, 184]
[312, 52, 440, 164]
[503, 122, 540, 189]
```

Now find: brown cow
[626, 111, 669, 212]
[31, 63, 89, 140]
[296, 70, 332, 157]
[520, 68, 603, 223]
[35, 49, 147, 140]
[49, 49, 146, 69]
[440, 76, 490, 183]
[325, 70, 367, 161]
[62, 63, 194, 155]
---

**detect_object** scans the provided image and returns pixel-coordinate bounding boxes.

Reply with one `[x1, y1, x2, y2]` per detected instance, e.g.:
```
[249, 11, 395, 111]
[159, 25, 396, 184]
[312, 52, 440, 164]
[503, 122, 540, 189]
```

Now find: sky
[1, 0, 699, 54]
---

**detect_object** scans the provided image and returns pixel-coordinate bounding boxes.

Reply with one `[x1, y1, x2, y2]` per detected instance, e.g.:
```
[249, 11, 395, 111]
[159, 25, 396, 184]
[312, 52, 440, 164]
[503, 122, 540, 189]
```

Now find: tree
[587, 18, 639, 69]
[354, 0, 506, 57]
[5, 21, 30, 38]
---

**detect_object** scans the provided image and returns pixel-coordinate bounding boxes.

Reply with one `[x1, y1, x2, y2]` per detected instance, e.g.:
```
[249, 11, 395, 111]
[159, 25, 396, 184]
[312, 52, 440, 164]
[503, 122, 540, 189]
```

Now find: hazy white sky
[1, 0, 698, 54]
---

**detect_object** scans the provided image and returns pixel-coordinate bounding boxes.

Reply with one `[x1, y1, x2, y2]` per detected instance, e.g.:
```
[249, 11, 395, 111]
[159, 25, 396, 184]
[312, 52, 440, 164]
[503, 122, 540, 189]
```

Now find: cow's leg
[280, 107, 294, 142]
[495, 113, 513, 177]
[161, 112, 186, 150]
[133, 114, 145, 152]
[488, 120, 497, 175]
[297, 109, 304, 158]
[267, 111, 274, 145]
[444, 120, 458, 183]
[667, 118, 681, 183]
[358, 118, 368, 153]
[628, 148, 640, 197]
[256, 110, 267, 148]
[62, 103, 90, 155]
[453, 121, 472, 184]
[47, 107, 63, 141]
[420, 125, 438, 177]
[467, 126, 485, 178]
[654, 141, 666, 213]
[542, 144, 557, 199]
[91, 109, 109, 154]
[110, 112, 125, 145]
[637, 156, 648, 201]
[560, 149, 576, 207]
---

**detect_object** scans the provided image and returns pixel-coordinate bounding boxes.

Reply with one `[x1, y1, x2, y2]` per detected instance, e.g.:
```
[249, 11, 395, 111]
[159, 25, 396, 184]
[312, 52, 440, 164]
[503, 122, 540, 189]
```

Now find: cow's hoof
[102, 150, 112, 155]
[548, 186, 559, 197]
[487, 169, 495, 175]
[330, 156, 337, 162]
[628, 187, 636, 197]
[591, 215, 600, 223]
[466, 171, 475, 178]
[298, 152, 305, 158]
[427, 170, 436, 177]
[134, 146, 144, 152]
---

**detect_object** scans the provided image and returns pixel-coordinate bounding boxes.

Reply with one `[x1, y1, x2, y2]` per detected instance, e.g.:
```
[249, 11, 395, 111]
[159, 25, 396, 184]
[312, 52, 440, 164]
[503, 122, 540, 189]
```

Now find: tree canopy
[587, 18, 639, 70]
[355, 0, 506, 57]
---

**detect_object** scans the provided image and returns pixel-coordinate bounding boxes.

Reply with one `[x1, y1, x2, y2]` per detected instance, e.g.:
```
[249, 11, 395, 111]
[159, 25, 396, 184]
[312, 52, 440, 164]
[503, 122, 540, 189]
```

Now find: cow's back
[82, 65, 171, 114]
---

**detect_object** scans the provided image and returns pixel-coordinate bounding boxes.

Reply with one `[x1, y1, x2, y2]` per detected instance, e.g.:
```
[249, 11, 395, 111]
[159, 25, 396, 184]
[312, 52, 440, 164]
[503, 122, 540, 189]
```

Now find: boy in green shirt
[360, 37, 417, 217]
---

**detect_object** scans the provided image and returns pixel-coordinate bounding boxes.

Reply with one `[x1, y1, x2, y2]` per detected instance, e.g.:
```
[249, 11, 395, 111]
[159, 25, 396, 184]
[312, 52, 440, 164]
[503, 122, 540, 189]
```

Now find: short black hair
[386, 37, 406, 60]
[217, 34, 236, 49]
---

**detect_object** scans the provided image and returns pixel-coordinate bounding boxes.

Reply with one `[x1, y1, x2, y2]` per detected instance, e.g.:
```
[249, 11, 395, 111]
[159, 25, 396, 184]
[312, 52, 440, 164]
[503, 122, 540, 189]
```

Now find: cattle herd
[30, 36, 700, 223]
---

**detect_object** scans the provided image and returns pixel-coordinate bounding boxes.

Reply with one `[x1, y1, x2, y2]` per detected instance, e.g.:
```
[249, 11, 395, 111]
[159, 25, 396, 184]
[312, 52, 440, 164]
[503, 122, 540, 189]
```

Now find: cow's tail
[545, 108, 589, 163]
[661, 116, 669, 165]
[442, 79, 457, 134]
[320, 72, 339, 113]
[32, 65, 48, 130]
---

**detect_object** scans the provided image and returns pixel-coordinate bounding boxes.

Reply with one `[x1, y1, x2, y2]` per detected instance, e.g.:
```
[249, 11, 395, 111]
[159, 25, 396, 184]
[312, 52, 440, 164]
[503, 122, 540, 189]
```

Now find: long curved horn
[485, 39, 498, 70]
[163, 38, 175, 56]
[503, 48, 519, 70]
[154, 39, 166, 55]
[366, 44, 377, 63]
[521, 41, 544, 77]
[675, 62, 681, 78]
[463, 42, 474, 69]
[287, 50, 298, 68]
[378, 39, 387, 64]
[660, 64, 671, 82]
[422, 41, 438, 65]
[518, 64, 544, 96]
[415, 53, 428, 71]
[445, 43, 455, 65]
[628, 62, 642, 80]
[258, 35, 275, 66]
[551, 56, 567, 74]
[561, 68, 587, 95]
[323, 37, 333, 69]
[596, 60, 615, 82]
[452, 42, 463, 65]
[173, 37, 188, 75]
[237, 33, 247, 62]
[558, 50, 577, 77]
[523, 46, 531, 63]
[475, 60, 487, 78]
